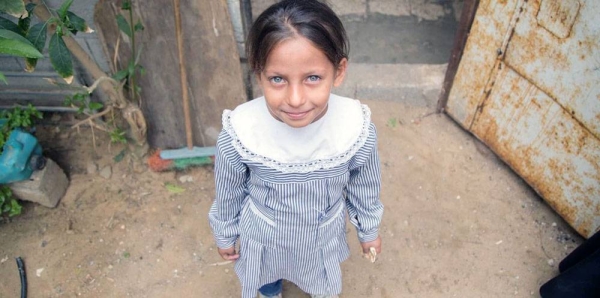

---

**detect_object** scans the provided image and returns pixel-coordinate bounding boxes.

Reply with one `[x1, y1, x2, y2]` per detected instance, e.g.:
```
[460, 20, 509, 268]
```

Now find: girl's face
[257, 35, 347, 128]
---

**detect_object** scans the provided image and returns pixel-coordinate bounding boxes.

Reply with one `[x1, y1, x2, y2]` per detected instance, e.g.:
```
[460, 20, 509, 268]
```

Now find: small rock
[51, 113, 62, 122]
[87, 162, 98, 174]
[548, 259, 555, 266]
[99, 166, 112, 179]
[178, 175, 194, 183]
[36, 268, 44, 277]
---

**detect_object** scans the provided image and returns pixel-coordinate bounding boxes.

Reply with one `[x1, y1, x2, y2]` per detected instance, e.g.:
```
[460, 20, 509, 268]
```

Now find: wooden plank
[436, 0, 480, 113]
[94, 0, 246, 148]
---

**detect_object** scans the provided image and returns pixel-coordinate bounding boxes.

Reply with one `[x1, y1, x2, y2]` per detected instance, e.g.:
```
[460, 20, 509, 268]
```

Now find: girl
[209, 1, 384, 297]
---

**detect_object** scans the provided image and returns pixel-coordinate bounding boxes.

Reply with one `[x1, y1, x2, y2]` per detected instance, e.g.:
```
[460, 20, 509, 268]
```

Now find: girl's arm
[345, 123, 384, 246]
[208, 131, 249, 251]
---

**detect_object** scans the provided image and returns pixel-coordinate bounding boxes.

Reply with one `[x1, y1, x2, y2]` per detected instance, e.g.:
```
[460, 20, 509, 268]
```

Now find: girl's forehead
[265, 36, 330, 66]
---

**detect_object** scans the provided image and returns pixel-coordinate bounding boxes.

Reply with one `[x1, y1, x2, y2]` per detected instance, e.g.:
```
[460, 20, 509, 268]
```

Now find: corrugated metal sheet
[0, 0, 109, 111]
[446, 0, 600, 238]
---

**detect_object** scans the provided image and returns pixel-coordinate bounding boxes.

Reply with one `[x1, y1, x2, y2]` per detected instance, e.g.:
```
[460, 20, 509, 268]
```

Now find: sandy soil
[0, 100, 583, 297]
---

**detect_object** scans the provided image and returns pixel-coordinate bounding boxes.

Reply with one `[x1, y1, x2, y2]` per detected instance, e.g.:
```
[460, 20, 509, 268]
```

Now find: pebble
[548, 259, 555, 266]
[36, 268, 44, 277]
[178, 175, 194, 183]
[87, 162, 98, 174]
[99, 166, 112, 179]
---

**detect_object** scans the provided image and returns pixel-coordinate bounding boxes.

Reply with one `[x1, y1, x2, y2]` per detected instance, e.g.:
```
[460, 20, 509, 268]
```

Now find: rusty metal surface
[471, 65, 600, 237]
[505, 0, 600, 140]
[445, 0, 522, 128]
[445, 0, 600, 238]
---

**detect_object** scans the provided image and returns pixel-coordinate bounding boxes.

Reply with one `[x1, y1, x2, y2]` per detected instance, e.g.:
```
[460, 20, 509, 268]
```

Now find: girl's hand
[218, 246, 240, 261]
[360, 236, 382, 255]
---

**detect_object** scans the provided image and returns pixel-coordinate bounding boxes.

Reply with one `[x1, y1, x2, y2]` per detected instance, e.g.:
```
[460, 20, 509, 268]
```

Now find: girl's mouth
[284, 111, 310, 120]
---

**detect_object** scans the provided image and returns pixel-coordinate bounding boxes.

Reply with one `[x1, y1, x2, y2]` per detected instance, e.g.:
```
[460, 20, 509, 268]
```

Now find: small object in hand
[364, 247, 377, 263]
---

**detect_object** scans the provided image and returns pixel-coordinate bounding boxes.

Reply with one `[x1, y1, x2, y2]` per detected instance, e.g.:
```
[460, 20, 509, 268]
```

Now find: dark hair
[246, 0, 349, 73]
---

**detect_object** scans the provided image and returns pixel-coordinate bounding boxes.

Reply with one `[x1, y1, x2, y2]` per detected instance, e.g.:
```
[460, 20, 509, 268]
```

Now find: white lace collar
[222, 94, 371, 173]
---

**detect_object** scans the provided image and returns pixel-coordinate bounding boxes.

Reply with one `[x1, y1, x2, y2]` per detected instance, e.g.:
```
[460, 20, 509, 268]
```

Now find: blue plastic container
[0, 119, 44, 184]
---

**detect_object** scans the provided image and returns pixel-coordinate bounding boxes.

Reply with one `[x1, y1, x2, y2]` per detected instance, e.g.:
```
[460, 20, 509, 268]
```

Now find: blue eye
[307, 75, 320, 82]
[270, 76, 284, 84]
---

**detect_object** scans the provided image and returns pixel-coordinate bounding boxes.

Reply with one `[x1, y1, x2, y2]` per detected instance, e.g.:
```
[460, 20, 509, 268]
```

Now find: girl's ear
[333, 58, 348, 87]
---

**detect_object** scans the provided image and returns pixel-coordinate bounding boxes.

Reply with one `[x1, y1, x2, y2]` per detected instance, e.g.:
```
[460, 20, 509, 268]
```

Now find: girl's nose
[287, 84, 306, 107]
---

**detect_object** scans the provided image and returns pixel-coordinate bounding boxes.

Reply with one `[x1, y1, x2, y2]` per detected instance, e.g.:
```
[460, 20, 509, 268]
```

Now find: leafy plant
[0, 186, 22, 217]
[113, 0, 145, 105]
[0, 0, 93, 83]
[0, 104, 42, 152]
[0, 104, 42, 218]
[109, 128, 127, 144]
[1, 0, 148, 148]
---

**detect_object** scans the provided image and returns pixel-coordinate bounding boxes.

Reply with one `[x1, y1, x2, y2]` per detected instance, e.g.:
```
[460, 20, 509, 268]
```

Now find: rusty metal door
[445, 0, 599, 238]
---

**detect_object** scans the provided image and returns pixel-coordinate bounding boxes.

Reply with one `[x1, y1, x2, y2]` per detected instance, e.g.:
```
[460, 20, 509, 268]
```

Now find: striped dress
[209, 94, 383, 297]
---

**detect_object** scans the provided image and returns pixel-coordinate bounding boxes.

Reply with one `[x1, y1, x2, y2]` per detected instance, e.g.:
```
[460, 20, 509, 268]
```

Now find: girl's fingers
[223, 253, 240, 260]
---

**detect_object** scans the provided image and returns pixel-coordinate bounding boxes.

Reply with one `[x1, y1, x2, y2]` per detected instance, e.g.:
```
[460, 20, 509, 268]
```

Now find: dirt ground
[0, 99, 583, 297]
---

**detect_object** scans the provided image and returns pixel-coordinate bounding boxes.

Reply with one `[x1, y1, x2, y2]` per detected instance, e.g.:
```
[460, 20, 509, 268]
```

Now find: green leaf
[57, 0, 74, 19]
[26, 22, 47, 51]
[113, 148, 126, 163]
[127, 60, 135, 75]
[121, 0, 131, 10]
[116, 15, 131, 38]
[0, 72, 6, 84]
[48, 33, 73, 81]
[17, 3, 36, 32]
[134, 20, 144, 32]
[122, 251, 130, 258]
[25, 57, 37, 72]
[88, 102, 103, 110]
[0, 0, 26, 18]
[66, 11, 87, 34]
[112, 69, 128, 81]
[137, 65, 145, 76]
[0, 186, 9, 205]
[0, 29, 43, 58]
[387, 118, 397, 128]
[165, 183, 185, 194]
[0, 16, 23, 34]
[8, 199, 22, 216]
[18, 16, 30, 33]
[109, 129, 127, 144]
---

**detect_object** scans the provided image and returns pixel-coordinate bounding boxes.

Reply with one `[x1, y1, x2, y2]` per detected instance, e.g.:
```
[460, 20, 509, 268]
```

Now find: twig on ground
[208, 261, 233, 266]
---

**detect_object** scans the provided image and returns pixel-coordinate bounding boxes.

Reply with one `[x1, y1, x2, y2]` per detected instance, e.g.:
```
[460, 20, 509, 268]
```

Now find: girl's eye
[270, 76, 284, 84]
[307, 75, 320, 82]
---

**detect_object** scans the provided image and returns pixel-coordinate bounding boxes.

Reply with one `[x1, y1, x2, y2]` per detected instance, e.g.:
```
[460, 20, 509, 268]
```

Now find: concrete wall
[251, 0, 464, 21]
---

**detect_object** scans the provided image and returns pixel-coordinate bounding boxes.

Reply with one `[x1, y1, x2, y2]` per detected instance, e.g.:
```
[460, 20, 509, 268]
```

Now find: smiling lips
[284, 110, 310, 120]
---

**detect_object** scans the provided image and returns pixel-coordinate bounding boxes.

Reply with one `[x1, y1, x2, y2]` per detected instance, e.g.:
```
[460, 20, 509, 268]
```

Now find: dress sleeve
[208, 130, 249, 249]
[345, 123, 384, 243]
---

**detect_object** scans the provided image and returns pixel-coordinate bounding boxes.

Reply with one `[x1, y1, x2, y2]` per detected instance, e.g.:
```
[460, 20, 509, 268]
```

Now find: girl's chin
[282, 118, 312, 128]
